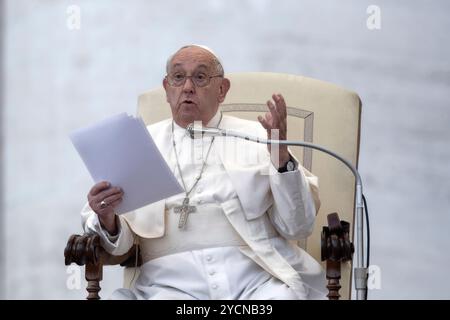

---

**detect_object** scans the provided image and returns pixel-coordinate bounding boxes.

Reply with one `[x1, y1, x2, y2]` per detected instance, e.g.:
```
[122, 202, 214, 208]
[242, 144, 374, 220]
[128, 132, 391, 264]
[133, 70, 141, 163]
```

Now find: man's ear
[162, 77, 169, 103]
[218, 78, 231, 104]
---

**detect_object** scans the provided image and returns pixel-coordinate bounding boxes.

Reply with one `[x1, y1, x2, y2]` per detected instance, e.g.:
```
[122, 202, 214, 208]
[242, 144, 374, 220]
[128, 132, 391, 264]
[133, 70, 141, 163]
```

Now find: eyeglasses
[166, 72, 223, 87]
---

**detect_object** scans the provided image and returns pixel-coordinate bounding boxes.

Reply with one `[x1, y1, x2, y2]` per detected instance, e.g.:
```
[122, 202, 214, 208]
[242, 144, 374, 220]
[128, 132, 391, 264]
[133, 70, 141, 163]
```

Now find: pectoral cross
[174, 197, 196, 229]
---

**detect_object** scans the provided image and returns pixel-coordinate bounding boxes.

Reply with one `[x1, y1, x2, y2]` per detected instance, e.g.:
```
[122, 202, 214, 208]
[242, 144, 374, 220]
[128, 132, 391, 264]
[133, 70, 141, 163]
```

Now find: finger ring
[100, 200, 108, 209]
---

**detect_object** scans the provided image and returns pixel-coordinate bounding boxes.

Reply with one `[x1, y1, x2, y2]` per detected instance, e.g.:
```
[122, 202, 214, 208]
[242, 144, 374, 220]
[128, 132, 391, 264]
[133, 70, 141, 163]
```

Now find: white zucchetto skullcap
[183, 44, 223, 66]
[166, 44, 224, 75]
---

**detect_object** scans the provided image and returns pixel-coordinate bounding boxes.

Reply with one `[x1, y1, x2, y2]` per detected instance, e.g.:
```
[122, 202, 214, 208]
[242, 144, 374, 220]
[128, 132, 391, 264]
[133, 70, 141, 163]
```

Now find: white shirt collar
[206, 110, 222, 128]
[172, 110, 222, 140]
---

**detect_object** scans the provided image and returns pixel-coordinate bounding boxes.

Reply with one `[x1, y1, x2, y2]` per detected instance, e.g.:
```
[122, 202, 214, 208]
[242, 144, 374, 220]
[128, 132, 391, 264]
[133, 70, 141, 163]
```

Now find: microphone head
[185, 123, 222, 138]
[186, 123, 195, 139]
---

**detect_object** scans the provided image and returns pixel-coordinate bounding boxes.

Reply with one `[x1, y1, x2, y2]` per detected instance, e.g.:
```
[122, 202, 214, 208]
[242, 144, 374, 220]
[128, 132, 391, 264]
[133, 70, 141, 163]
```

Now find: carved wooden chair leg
[321, 212, 354, 300]
[326, 259, 342, 300]
[86, 262, 103, 300]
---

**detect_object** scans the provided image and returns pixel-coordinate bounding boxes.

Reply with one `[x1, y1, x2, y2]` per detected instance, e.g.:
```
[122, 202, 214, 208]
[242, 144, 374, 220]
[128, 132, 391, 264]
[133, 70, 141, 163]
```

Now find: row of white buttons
[205, 255, 218, 290]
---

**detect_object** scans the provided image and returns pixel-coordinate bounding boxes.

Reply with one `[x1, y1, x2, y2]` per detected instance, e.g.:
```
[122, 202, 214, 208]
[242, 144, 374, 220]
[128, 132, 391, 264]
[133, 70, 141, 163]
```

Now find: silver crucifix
[174, 197, 196, 228]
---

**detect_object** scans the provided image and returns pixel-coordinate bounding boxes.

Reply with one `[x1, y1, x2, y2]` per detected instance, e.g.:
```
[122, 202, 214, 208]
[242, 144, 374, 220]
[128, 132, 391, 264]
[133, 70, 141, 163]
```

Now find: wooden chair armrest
[64, 233, 141, 299]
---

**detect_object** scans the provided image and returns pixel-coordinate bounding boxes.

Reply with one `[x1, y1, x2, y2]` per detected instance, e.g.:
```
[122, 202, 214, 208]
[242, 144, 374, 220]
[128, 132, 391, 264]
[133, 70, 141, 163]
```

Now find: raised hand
[257, 93, 290, 168]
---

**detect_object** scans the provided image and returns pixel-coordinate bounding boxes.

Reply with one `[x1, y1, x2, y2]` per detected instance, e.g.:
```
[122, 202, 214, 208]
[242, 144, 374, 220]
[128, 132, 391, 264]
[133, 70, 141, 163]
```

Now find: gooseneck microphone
[186, 122, 369, 300]
[186, 123, 268, 143]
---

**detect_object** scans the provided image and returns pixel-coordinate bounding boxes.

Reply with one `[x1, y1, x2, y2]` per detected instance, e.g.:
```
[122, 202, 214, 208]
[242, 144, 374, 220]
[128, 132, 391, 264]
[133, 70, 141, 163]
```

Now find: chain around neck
[171, 112, 223, 198]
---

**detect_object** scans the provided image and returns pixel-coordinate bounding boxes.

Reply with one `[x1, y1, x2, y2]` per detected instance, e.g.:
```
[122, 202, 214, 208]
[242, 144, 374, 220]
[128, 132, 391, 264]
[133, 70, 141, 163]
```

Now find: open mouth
[181, 99, 196, 105]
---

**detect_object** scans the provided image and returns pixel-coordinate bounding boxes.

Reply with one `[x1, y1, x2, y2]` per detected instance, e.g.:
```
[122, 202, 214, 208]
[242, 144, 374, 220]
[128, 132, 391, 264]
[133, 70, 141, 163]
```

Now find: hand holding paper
[70, 113, 183, 215]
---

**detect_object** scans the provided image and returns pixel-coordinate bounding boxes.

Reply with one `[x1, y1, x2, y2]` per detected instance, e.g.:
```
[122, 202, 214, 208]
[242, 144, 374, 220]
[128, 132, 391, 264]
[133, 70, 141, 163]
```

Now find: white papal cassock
[81, 111, 327, 299]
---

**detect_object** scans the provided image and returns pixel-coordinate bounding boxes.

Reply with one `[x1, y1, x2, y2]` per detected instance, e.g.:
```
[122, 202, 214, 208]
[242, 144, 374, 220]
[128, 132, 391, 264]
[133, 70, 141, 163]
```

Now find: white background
[2, 0, 450, 299]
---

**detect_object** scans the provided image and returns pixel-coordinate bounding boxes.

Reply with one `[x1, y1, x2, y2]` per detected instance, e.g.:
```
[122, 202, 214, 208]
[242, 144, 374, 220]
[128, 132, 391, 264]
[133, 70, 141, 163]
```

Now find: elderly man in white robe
[81, 45, 326, 300]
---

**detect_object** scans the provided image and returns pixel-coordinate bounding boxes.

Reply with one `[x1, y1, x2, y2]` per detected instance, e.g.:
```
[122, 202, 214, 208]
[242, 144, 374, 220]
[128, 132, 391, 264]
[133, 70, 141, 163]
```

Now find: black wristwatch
[278, 156, 296, 173]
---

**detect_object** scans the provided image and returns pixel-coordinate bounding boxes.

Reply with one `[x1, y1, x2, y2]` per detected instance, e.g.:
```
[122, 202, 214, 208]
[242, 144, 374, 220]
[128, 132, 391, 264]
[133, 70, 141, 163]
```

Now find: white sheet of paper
[70, 112, 183, 214]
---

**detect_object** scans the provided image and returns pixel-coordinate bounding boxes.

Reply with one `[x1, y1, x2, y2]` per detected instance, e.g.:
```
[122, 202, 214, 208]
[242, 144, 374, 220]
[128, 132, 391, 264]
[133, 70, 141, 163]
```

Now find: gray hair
[165, 45, 224, 76]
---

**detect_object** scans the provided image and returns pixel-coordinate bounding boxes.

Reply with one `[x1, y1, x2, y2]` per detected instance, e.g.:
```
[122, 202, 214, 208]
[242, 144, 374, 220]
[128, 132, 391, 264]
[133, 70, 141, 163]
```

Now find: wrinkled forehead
[169, 47, 217, 72]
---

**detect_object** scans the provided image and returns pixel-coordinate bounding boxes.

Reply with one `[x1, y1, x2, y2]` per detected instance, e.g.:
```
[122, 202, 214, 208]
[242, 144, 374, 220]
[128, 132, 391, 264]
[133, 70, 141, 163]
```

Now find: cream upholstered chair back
[134, 72, 362, 299]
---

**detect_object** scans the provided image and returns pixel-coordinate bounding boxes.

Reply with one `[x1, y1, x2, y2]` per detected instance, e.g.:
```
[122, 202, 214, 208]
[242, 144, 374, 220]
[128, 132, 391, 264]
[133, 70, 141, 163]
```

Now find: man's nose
[182, 77, 195, 93]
